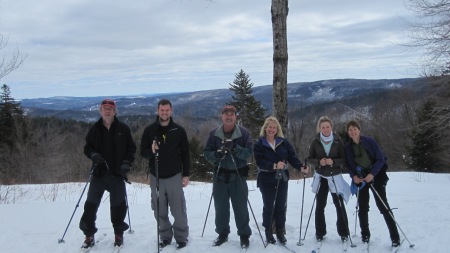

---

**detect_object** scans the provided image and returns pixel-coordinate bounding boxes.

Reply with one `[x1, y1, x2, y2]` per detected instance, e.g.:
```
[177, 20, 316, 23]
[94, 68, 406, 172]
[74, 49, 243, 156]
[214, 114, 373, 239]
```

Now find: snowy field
[0, 172, 447, 253]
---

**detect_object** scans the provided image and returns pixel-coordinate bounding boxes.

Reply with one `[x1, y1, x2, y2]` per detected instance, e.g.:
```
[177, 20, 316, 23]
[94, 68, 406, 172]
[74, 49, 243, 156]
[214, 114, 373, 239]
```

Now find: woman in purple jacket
[345, 120, 400, 248]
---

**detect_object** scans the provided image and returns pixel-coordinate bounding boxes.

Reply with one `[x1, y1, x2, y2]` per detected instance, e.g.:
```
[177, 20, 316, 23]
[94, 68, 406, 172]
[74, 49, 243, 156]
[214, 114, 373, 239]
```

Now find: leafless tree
[405, 0, 450, 169]
[287, 99, 307, 155]
[406, 0, 450, 74]
[0, 35, 26, 80]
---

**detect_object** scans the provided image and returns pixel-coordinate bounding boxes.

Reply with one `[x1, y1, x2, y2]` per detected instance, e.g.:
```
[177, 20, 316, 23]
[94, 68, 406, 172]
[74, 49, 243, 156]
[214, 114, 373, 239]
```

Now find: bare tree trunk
[271, 0, 289, 130]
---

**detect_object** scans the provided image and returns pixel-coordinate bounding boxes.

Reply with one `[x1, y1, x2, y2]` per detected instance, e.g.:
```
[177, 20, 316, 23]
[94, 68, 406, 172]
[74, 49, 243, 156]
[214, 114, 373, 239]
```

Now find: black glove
[215, 149, 227, 160]
[120, 161, 131, 174]
[91, 153, 104, 164]
[223, 139, 235, 151]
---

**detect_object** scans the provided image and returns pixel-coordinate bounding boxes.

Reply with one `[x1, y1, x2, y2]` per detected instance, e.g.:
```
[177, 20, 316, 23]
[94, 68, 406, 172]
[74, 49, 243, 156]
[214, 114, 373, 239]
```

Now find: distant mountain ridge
[20, 78, 426, 121]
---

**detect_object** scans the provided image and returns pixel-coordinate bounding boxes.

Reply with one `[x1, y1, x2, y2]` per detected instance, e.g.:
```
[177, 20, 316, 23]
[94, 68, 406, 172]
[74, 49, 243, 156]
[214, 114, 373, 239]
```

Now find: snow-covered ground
[0, 172, 447, 253]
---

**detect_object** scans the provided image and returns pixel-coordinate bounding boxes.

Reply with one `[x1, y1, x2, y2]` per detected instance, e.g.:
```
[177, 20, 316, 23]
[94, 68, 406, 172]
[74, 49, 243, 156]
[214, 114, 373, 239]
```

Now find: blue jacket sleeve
[285, 140, 303, 170]
[204, 129, 219, 165]
[362, 136, 386, 176]
[253, 138, 274, 171]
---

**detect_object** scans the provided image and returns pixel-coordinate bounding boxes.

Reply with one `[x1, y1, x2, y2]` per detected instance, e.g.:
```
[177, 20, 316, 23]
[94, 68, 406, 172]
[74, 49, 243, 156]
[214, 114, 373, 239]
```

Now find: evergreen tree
[408, 99, 441, 172]
[189, 136, 211, 182]
[0, 84, 25, 147]
[228, 69, 267, 138]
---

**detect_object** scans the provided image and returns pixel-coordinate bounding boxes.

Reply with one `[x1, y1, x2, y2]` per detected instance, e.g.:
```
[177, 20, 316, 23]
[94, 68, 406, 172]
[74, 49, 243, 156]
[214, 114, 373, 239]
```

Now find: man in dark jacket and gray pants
[204, 105, 253, 249]
[141, 99, 190, 249]
[80, 99, 136, 250]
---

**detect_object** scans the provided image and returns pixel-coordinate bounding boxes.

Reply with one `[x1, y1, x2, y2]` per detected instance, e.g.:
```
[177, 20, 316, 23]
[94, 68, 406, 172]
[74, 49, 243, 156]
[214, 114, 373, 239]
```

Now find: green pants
[213, 172, 251, 236]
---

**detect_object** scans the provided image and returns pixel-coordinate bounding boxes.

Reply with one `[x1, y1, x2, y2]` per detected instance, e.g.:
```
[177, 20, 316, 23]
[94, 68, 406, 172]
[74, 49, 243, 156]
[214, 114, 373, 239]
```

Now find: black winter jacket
[84, 116, 136, 177]
[140, 117, 190, 179]
[308, 133, 346, 176]
[254, 136, 303, 176]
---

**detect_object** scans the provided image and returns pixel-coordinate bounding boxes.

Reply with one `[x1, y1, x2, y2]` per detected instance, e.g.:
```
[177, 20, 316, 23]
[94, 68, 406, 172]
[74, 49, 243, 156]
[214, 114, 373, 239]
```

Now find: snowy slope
[0, 172, 447, 253]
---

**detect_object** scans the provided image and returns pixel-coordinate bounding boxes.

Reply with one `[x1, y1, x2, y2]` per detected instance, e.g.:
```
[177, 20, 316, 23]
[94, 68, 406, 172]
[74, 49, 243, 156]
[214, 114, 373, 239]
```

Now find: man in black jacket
[141, 99, 190, 249]
[79, 99, 136, 250]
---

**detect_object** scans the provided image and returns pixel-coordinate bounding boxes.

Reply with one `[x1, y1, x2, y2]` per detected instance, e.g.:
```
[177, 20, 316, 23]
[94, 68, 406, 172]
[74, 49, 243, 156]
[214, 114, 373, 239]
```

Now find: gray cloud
[0, 0, 423, 99]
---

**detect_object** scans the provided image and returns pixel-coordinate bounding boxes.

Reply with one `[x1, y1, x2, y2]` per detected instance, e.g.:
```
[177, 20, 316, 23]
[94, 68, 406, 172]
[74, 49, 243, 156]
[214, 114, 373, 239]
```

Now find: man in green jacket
[204, 105, 253, 249]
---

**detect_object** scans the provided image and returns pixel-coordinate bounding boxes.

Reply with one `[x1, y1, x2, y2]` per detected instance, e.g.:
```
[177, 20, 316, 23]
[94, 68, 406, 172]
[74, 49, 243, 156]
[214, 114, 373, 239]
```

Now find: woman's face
[265, 122, 278, 138]
[347, 125, 361, 140]
[319, 121, 332, 137]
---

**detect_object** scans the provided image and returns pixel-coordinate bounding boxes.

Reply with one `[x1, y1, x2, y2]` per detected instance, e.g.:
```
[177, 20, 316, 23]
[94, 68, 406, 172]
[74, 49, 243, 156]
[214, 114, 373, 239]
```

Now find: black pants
[315, 177, 349, 238]
[79, 173, 129, 236]
[358, 180, 400, 241]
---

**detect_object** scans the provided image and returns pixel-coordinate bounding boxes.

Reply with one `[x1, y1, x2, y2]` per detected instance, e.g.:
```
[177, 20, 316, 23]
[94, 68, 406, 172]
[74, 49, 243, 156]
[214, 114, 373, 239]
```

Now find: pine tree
[408, 99, 441, 172]
[0, 84, 25, 147]
[189, 136, 211, 182]
[228, 69, 267, 138]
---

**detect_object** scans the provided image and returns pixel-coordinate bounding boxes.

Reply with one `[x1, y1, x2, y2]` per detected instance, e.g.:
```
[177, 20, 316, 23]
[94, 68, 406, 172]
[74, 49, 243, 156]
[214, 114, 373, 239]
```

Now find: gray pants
[150, 172, 189, 243]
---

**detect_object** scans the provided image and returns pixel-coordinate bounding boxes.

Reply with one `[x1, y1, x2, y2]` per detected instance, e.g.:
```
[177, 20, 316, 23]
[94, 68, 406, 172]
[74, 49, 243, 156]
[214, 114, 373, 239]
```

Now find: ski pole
[330, 172, 356, 248]
[297, 159, 307, 246]
[201, 159, 222, 237]
[267, 168, 283, 248]
[155, 140, 161, 253]
[105, 161, 134, 235]
[124, 180, 134, 234]
[353, 186, 360, 237]
[57, 164, 96, 243]
[352, 166, 366, 238]
[299, 175, 319, 244]
[369, 184, 415, 248]
[155, 145, 159, 253]
[230, 151, 265, 247]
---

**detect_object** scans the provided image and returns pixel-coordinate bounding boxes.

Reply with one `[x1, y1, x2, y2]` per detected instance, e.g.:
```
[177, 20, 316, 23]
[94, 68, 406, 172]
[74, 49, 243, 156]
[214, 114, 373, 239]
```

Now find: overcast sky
[0, 0, 422, 99]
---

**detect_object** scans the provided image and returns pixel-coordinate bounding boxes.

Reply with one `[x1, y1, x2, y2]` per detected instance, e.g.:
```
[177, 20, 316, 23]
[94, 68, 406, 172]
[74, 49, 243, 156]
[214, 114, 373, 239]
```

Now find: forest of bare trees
[0, 81, 430, 185]
[403, 0, 450, 171]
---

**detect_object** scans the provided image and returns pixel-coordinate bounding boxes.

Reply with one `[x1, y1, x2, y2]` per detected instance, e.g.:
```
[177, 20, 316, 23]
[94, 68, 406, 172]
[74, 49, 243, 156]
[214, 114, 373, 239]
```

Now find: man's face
[100, 105, 115, 120]
[158, 104, 172, 122]
[221, 111, 236, 126]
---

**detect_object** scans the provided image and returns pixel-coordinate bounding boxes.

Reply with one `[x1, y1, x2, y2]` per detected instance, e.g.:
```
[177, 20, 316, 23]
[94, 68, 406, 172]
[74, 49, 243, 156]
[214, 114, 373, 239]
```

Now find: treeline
[1, 76, 449, 184]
